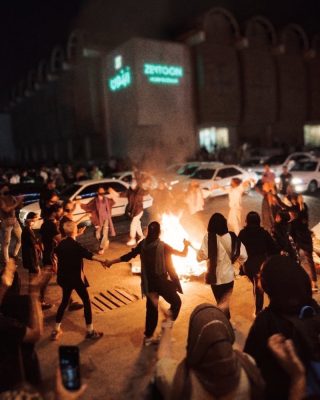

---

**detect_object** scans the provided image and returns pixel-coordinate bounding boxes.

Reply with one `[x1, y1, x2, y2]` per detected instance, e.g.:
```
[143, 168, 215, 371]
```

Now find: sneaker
[41, 302, 53, 310]
[50, 329, 62, 341]
[68, 301, 84, 311]
[85, 330, 103, 340]
[143, 336, 160, 347]
[98, 249, 105, 255]
[126, 238, 137, 246]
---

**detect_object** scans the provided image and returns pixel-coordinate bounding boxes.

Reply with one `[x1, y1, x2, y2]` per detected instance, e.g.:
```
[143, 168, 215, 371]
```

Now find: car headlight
[292, 177, 303, 185]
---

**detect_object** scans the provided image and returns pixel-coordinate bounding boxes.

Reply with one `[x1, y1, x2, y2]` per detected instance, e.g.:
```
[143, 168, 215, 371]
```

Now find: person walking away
[239, 211, 277, 316]
[197, 213, 247, 320]
[50, 221, 106, 341]
[279, 165, 292, 195]
[59, 201, 86, 311]
[80, 186, 115, 254]
[272, 210, 299, 263]
[0, 184, 23, 262]
[39, 204, 63, 309]
[106, 221, 189, 346]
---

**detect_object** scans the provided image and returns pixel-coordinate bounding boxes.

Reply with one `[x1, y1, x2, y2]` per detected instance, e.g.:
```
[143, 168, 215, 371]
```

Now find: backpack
[282, 306, 320, 396]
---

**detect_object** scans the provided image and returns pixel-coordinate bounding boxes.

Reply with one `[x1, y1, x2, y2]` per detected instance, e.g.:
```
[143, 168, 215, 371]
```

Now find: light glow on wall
[143, 63, 184, 85]
[108, 66, 132, 92]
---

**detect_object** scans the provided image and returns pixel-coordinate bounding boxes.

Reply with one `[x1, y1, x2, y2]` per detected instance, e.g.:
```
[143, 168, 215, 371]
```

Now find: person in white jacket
[197, 213, 247, 320]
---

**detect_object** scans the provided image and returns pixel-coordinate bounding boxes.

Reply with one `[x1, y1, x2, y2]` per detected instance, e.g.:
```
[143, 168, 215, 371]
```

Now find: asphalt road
[30, 190, 320, 400]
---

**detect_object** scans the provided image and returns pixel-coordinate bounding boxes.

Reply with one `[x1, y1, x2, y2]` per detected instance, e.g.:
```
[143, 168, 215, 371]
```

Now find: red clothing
[81, 196, 115, 236]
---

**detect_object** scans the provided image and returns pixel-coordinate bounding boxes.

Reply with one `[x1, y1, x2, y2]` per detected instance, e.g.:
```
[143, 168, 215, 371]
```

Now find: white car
[251, 152, 316, 177]
[188, 164, 258, 197]
[282, 159, 320, 193]
[19, 179, 153, 229]
[109, 171, 158, 189]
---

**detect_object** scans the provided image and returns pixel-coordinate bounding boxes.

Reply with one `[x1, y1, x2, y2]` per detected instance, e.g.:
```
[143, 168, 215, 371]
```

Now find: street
[33, 190, 320, 400]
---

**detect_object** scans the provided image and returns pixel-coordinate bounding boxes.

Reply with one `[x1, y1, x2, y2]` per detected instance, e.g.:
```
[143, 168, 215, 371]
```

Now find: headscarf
[261, 255, 315, 314]
[170, 304, 240, 400]
[206, 213, 239, 284]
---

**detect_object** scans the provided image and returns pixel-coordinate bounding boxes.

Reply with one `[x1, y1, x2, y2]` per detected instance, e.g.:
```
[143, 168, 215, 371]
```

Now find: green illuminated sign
[143, 63, 184, 85]
[108, 66, 132, 92]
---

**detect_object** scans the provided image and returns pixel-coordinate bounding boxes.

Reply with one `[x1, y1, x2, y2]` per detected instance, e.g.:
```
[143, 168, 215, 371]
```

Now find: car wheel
[308, 180, 318, 193]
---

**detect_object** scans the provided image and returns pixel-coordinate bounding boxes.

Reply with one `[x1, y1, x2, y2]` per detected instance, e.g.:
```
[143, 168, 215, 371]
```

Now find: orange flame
[160, 213, 207, 280]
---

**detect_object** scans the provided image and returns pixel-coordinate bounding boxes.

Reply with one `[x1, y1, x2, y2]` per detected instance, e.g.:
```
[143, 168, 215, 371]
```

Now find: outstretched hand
[183, 239, 191, 247]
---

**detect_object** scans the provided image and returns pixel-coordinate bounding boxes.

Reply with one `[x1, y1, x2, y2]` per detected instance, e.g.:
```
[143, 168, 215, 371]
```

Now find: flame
[160, 213, 207, 280]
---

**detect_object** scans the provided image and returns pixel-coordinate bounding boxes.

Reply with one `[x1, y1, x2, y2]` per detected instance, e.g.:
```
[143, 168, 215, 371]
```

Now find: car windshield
[60, 183, 81, 199]
[177, 165, 199, 176]
[191, 169, 215, 180]
[264, 154, 287, 165]
[291, 161, 318, 172]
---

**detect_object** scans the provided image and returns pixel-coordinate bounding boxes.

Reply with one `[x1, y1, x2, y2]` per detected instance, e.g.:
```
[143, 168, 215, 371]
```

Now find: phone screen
[59, 346, 81, 391]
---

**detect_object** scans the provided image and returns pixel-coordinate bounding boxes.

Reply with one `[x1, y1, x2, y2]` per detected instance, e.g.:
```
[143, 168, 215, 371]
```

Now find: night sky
[1, 0, 320, 104]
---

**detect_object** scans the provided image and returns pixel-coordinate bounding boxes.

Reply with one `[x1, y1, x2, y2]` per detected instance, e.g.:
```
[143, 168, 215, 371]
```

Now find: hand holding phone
[59, 346, 81, 392]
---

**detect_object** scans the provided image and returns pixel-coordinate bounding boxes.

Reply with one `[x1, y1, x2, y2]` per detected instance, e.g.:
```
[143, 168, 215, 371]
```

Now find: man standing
[50, 221, 105, 341]
[261, 164, 276, 187]
[39, 179, 59, 218]
[279, 165, 292, 195]
[0, 184, 23, 262]
[80, 186, 115, 254]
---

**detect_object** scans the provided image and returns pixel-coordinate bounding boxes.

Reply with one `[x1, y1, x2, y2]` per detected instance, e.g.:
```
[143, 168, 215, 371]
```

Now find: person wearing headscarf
[272, 210, 299, 263]
[105, 221, 189, 346]
[197, 213, 247, 320]
[239, 211, 277, 316]
[155, 303, 264, 400]
[244, 255, 319, 400]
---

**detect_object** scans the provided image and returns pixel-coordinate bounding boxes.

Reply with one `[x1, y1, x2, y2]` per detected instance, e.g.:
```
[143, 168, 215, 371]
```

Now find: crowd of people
[0, 161, 319, 399]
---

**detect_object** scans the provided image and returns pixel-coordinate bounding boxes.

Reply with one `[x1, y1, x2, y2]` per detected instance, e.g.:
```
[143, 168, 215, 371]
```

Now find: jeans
[56, 282, 92, 325]
[130, 211, 144, 240]
[95, 219, 109, 250]
[144, 280, 181, 338]
[1, 220, 22, 262]
[211, 281, 234, 319]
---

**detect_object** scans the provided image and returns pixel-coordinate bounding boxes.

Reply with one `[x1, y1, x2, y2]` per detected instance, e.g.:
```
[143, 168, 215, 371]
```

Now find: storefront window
[304, 125, 320, 147]
[199, 127, 229, 152]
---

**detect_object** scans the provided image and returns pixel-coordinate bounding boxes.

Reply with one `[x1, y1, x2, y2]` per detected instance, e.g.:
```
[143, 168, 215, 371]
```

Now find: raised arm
[165, 240, 189, 257]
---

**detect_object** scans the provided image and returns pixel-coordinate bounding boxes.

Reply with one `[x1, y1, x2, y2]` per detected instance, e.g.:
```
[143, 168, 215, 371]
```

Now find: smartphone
[59, 346, 81, 391]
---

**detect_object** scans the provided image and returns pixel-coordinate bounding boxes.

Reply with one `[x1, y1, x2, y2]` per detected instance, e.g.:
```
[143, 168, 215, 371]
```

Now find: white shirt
[197, 233, 247, 285]
[228, 185, 245, 209]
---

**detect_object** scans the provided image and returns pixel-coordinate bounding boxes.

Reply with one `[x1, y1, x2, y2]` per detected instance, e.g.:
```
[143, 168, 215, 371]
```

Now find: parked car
[251, 152, 316, 177]
[8, 183, 44, 206]
[187, 164, 258, 198]
[108, 170, 158, 189]
[277, 159, 320, 193]
[19, 178, 153, 229]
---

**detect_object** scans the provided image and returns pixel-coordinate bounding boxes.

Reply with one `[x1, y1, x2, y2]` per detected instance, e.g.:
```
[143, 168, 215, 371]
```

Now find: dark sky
[1, 0, 320, 104]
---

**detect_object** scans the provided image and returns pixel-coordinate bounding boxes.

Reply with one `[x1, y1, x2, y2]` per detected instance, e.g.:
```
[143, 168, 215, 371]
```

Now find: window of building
[199, 127, 229, 152]
[304, 125, 320, 147]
